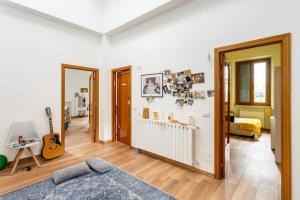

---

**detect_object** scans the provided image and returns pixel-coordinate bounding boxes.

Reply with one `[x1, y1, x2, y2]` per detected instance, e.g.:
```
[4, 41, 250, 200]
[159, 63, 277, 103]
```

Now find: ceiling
[1, 0, 189, 35]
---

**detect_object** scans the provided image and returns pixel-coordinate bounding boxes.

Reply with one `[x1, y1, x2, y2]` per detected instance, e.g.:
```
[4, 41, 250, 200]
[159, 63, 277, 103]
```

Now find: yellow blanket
[238, 118, 262, 137]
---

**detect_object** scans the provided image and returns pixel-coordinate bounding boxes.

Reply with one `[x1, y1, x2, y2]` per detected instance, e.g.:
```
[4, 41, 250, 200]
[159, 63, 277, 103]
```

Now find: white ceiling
[2, 0, 189, 35]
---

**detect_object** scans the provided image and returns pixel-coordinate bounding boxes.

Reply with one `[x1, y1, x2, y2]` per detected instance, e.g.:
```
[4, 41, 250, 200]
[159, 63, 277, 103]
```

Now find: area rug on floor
[0, 165, 177, 200]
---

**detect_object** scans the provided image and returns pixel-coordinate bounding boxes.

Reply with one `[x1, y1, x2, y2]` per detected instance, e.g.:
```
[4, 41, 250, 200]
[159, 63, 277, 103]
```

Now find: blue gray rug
[0, 166, 177, 200]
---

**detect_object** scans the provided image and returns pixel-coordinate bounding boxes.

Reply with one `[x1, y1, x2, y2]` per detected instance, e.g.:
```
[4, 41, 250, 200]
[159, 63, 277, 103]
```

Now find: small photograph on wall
[184, 69, 192, 76]
[171, 73, 177, 80]
[185, 76, 192, 83]
[207, 90, 215, 97]
[167, 77, 173, 83]
[167, 83, 173, 91]
[185, 92, 193, 98]
[176, 98, 185, 107]
[173, 90, 179, 97]
[177, 71, 185, 81]
[194, 90, 206, 100]
[141, 73, 163, 97]
[185, 98, 194, 106]
[80, 88, 88, 93]
[164, 70, 171, 76]
[183, 82, 192, 90]
[163, 85, 171, 94]
[191, 73, 205, 84]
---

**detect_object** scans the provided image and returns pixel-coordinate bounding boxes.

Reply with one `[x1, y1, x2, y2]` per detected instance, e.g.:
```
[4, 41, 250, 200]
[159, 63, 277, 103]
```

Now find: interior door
[88, 72, 96, 141]
[117, 71, 131, 146]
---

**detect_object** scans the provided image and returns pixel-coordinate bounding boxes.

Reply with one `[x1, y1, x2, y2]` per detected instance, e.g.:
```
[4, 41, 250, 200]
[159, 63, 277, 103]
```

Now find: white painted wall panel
[0, 3, 102, 161]
[65, 69, 92, 117]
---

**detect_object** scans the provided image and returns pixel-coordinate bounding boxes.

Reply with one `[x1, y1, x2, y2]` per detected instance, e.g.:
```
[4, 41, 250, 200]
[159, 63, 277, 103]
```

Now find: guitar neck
[49, 117, 54, 136]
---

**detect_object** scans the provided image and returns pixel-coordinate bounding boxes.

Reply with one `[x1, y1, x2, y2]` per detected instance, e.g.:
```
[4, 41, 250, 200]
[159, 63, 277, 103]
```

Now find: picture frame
[194, 90, 206, 99]
[164, 70, 171, 76]
[207, 90, 215, 97]
[191, 73, 205, 84]
[141, 73, 163, 97]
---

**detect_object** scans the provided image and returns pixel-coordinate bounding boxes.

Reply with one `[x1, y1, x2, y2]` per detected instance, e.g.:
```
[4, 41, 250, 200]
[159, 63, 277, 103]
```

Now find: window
[236, 58, 271, 105]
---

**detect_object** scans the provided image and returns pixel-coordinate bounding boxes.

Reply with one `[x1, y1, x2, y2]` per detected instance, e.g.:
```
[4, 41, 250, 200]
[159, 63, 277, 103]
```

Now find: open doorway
[214, 34, 291, 199]
[61, 64, 99, 150]
[112, 66, 132, 146]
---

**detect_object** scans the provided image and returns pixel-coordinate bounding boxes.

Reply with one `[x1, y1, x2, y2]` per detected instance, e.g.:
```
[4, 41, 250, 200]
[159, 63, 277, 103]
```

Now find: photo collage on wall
[163, 69, 206, 106]
[141, 69, 214, 107]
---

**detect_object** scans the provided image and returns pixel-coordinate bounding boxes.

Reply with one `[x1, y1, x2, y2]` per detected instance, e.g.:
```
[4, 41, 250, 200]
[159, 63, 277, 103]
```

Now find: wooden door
[117, 71, 131, 146]
[88, 73, 96, 141]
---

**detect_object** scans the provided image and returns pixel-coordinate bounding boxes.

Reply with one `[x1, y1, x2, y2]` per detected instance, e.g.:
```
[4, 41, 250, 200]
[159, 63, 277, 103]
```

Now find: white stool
[9, 142, 41, 176]
[6, 121, 42, 175]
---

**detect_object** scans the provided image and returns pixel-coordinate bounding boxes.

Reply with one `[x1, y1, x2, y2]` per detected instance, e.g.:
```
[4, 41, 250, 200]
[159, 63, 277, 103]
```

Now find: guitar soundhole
[50, 138, 56, 143]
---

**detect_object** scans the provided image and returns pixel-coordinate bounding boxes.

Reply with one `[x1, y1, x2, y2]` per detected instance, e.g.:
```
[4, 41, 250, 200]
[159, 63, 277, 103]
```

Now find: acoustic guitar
[41, 107, 64, 160]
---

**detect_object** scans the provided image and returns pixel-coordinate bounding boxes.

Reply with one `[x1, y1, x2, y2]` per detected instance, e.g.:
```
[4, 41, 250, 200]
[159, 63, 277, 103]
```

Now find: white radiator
[135, 119, 193, 166]
[239, 108, 265, 128]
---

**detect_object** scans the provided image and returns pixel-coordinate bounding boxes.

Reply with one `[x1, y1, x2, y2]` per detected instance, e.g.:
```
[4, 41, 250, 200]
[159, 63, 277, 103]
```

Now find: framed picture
[163, 85, 171, 94]
[194, 90, 206, 99]
[141, 73, 163, 97]
[80, 88, 88, 93]
[191, 73, 205, 84]
[184, 69, 191, 76]
[164, 70, 171, 76]
[207, 90, 215, 97]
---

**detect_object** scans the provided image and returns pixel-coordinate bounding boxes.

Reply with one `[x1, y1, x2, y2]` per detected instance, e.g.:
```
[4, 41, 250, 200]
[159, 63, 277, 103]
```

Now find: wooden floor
[65, 117, 91, 150]
[0, 120, 280, 200]
[222, 134, 281, 200]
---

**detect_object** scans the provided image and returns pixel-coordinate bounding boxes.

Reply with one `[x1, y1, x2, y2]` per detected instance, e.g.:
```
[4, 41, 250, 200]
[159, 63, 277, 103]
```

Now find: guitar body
[41, 107, 64, 160]
[41, 133, 64, 160]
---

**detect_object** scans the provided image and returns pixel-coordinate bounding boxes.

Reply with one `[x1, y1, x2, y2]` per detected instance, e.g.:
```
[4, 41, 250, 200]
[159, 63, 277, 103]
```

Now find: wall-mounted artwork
[164, 70, 171, 76]
[163, 85, 171, 94]
[191, 73, 205, 84]
[207, 90, 215, 97]
[184, 69, 191, 76]
[141, 73, 163, 97]
[80, 88, 88, 93]
[194, 90, 206, 99]
[145, 68, 206, 106]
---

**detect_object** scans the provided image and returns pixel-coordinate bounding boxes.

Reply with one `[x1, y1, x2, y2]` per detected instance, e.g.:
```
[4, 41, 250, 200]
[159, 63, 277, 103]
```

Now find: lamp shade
[6, 121, 41, 148]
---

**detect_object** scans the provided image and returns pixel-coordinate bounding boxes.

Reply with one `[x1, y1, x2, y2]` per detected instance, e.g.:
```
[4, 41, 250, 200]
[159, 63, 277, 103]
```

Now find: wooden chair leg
[27, 147, 41, 168]
[10, 148, 24, 176]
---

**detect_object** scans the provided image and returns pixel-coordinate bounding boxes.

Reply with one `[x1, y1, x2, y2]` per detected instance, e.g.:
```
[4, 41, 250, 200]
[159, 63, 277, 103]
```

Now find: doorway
[112, 66, 132, 146]
[61, 64, 99, 149]
[214, 34, 291, 199]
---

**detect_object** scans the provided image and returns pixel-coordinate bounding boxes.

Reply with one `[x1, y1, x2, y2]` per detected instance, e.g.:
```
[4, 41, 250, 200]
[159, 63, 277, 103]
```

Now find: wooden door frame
[214, 33, 291, 200]
[111, 66, 132, 146]
[61, 64, 100, 146]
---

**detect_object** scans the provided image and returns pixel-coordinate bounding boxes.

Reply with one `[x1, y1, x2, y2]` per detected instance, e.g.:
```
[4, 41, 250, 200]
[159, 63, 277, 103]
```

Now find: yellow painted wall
[225, 44, 281, 129]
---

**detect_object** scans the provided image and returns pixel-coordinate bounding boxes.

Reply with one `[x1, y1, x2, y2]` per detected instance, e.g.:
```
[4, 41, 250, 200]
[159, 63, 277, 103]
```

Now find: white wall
[65, 69, 92, 117]
[6, 0, 104, 33]
[103, 0, 171, 32]
[104, 0, 300, 198]
[0, 2, 102, 161]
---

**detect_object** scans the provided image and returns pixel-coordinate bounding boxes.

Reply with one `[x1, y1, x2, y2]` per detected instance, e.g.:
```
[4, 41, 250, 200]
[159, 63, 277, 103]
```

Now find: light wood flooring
[65, 117, 91, 150]
[0, 120, 280, 200]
